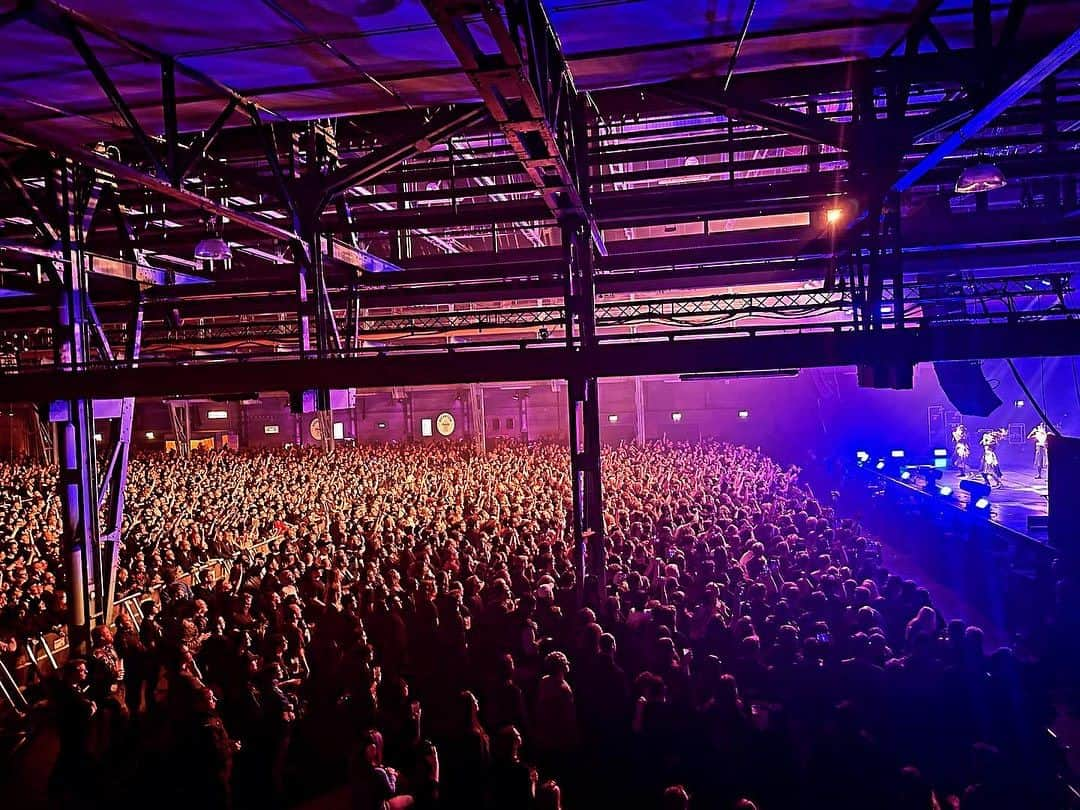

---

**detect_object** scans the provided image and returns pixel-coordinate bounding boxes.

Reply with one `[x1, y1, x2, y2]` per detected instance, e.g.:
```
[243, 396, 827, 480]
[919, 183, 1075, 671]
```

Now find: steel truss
[40, 160, 143, 651]
[33, 271, 1062, 352]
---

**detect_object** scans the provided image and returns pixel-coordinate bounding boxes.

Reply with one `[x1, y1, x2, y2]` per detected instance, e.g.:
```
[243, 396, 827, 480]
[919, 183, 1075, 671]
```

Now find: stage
[939, 462, 1049, 543]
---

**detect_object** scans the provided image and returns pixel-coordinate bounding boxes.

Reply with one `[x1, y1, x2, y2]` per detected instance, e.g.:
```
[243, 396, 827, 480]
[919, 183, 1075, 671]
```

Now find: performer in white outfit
[980, 428, 1007, 488]
[1027, 422, 1049, 479]
[951, 424, 970, 474]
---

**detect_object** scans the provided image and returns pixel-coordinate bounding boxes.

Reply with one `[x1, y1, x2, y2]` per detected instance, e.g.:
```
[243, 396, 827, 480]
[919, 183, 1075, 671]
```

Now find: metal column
[469, 384, 487, 453]
[634, 377, 647, 446]
[167, 400, 191, 456]
[52, 159, 99, 652]
[563, 219, 604, 587]
[518, 393, 529, 441]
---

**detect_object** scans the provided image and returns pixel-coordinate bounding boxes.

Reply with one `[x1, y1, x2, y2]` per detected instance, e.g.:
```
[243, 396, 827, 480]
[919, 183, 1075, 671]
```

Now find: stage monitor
[1048, 435, 1080, 563]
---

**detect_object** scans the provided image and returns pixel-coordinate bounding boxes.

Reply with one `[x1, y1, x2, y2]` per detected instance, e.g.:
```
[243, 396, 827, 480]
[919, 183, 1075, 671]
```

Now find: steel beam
[319, 106, 488, 208]
[66, 21, 167, 179]
[422, 0, 606, 255]
[655, 85, 850, 149]
[893, 26, 1080, 193]
[0, 124, 299, 244]
[51, 159, 98, 653]
[4, 318, 1080, 402]
[563, 215, 604, 588]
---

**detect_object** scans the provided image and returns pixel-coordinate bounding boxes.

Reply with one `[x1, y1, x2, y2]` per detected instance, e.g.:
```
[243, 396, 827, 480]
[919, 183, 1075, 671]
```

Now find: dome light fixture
[194, 215, 232, 261]
[194, 236, 232, 261]
[955, 163, 1007, 194]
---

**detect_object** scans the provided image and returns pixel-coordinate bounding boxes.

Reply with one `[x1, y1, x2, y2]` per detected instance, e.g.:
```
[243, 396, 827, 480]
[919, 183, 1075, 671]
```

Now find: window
[264, 425, 280, 435]
[333, 422, 344, 440]
[493, 418, 501, 431]
[421, 418, 433, 437]
[207, 409, 228, 420]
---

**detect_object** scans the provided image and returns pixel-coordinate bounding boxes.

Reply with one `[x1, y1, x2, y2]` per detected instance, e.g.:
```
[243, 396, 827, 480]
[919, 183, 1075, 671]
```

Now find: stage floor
[939, 462, 1049, 542]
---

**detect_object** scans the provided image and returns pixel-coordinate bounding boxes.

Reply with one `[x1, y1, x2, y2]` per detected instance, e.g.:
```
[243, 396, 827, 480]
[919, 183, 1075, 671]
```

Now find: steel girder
[563, 218, 604, 587]
[4, 318, 1080, 402]
[894, 25, 1080, 193]
[422, 0, 606, 255]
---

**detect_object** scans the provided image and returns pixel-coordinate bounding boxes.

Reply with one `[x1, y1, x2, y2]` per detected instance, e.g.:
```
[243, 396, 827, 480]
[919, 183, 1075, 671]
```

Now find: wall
[110, 356, 1079, 468]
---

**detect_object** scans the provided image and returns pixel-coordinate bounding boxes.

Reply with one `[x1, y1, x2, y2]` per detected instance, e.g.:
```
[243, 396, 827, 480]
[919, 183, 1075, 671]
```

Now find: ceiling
[0, 0, 1078, 369]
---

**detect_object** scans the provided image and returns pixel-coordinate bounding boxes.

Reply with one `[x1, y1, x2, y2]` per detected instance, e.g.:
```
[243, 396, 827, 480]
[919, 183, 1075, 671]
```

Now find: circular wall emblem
[309, 416, 323, 441]
[436, 411, 456, 436]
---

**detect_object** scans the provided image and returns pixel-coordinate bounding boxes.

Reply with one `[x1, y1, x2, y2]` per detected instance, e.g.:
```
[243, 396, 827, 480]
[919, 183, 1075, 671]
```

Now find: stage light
[933, 448, 948, 457]
[900, 470, 912, 480]
[194, 236, 232, 261]
[915, 466, 943, 490]
[955, 163, 1006, 194]
[959, 479, 992, 509]
[938, 485, 953, 497]
[856, 450, 870, 463]
[738, 409, 750, 419]
[825, 206, 845, 225]
[377, 421, 387, 429]
[608, 414, 619, 423]
[934, 458, 948, 468]
[880, 303, 894, 315]
[890, 449, 905, 458]
[876, 460, 886, 470]
[1014, 399, 1025, 408]
[94, 433, 103, 442]
[671, 412, 683, 422]
[145, 431, 155, 440]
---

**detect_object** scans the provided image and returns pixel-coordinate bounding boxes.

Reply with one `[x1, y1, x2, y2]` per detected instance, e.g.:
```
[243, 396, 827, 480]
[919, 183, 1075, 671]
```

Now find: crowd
[0, 440, 1071, 809]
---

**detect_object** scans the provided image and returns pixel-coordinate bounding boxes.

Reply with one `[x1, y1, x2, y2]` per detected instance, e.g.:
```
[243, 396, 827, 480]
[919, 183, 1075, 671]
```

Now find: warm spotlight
[825, 206, 845, 225]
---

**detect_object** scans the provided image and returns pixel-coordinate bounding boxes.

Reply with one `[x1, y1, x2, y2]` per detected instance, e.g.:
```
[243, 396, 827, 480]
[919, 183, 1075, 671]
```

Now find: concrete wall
[105, 356, 1077, 470]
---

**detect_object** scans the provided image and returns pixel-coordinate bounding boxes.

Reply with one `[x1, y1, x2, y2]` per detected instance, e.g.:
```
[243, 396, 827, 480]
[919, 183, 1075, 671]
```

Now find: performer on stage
[980, 428, 1007, 488]
[951, 424, 970, 474]
[1027, 422, 1049, 479]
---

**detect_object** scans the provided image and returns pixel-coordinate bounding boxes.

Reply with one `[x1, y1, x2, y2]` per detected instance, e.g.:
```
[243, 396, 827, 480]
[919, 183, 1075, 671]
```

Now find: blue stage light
[974, 497, 990, 509]
[876, 461, 886, 470]
[738, 409, 750, 419]
[856, 450, 870, 463]
[1014, 399, 1025, 408]
[890, 449, 905, 458]
[900, 470, 912, 480]
[938, 485, 953, 496]
[933, 448, 948, 457]
[934, 458, 948, 468]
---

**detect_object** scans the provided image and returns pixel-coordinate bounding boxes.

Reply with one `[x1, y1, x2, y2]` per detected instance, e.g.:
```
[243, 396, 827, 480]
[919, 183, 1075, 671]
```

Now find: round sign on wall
[436, 411, 456, 436]
[309, 416, 323, 441]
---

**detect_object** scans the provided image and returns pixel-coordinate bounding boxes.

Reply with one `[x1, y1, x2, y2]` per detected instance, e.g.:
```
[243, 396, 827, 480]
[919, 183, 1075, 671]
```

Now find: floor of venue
[938, 463, 1050, 544]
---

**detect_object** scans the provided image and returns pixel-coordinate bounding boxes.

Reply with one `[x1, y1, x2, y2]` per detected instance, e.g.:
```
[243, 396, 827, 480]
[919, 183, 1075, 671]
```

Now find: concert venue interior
[1, 0, 1080, 807]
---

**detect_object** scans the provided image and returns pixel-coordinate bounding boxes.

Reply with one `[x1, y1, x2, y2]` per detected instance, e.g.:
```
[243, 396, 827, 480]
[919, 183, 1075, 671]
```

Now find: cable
[974, 281, 1062, 435]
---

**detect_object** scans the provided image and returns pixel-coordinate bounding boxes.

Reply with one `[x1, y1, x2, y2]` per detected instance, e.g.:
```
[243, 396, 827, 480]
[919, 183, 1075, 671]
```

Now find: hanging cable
[975, 290, 1063, 435]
